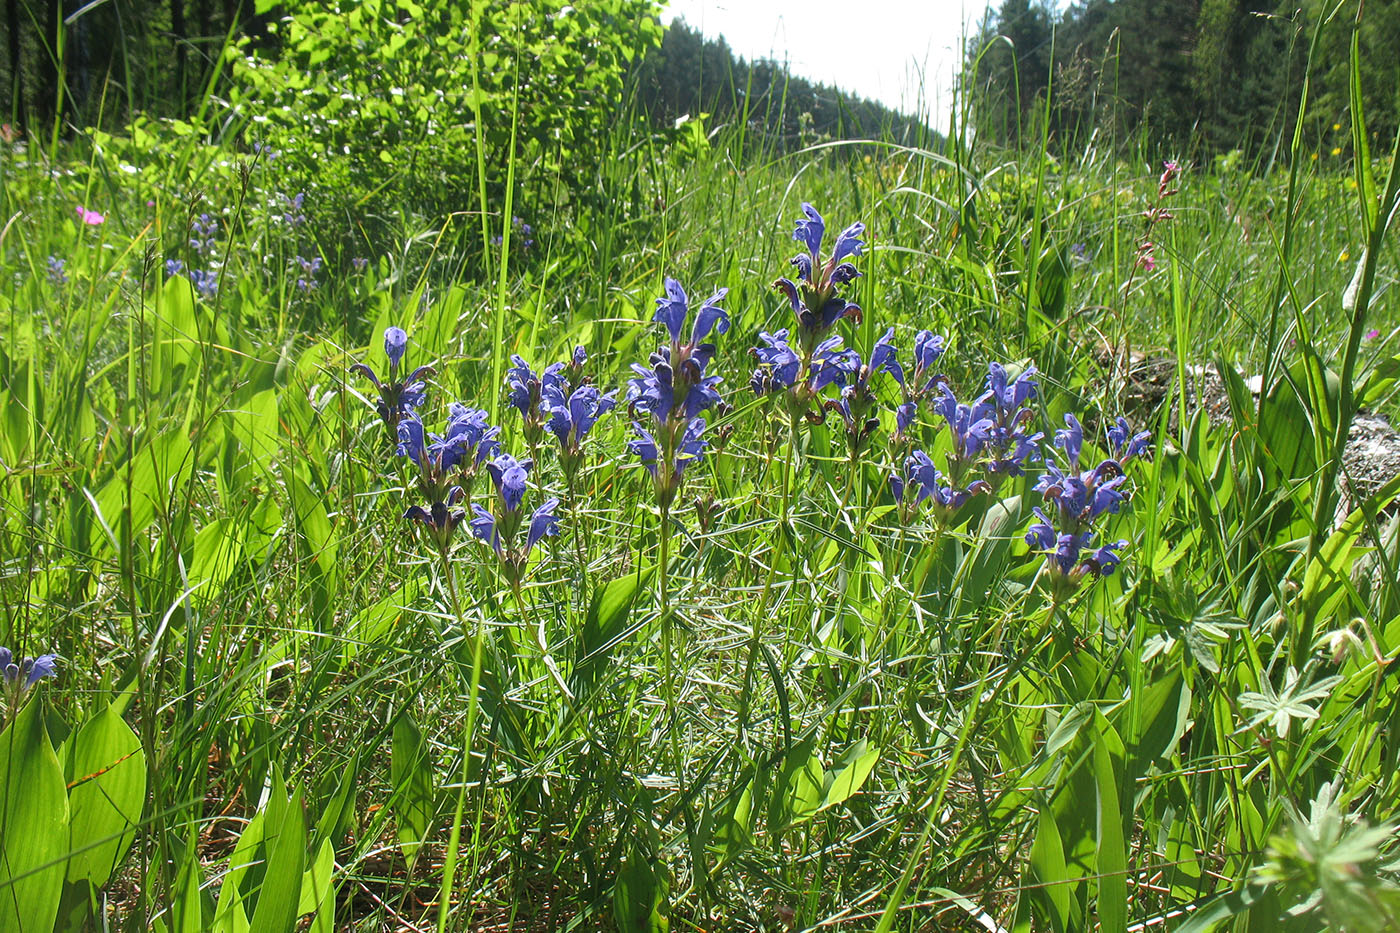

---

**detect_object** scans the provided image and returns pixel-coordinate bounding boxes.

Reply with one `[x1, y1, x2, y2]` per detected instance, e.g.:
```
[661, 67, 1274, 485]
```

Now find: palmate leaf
[1237, 666, 1342, 739]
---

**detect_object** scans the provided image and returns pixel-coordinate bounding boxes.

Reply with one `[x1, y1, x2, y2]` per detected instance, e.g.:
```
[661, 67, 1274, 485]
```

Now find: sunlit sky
[660, 0, 994, 120]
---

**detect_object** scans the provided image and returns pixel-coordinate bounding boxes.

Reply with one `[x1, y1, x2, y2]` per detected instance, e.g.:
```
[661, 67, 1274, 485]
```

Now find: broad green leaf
[229, 388, 280, 475]
[187, 518, 245, 608]
[1092, 716, 1127, 933]
[391, 713, 433, 865]
[818, 740, 879, 812]
[571, 566, 654, 695]
[612, 846, 670, 933]
[295, 839, 335, 928]
[248, 783, 306, 933]
[63, 703, 146, 886]
[1027, 806, 1072, 933]
[211, 809, 264, 933]
[0, 700, 68, 933]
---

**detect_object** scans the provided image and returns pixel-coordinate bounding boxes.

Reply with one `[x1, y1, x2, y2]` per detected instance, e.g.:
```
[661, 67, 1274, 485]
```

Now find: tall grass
[1, 5, 1399, 932]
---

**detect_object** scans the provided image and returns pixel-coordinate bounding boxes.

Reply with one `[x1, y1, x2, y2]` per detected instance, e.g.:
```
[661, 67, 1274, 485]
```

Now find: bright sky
[661, 0, 994, 120]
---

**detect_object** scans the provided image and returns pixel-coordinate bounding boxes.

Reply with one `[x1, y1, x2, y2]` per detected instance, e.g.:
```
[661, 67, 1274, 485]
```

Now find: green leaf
[612, 846, 670, 932]
[62, 703, 146, 886]
[0, 699, 69, 933]
[570, 566, 654, 695]
[391, 713, 434, 865]
[1027, 806, 1072, 933]
[248, 783, 306, 933]
[1092, 716, 1127, 933]
[212, 809, 264, 933]
[818, 740, 879, 812]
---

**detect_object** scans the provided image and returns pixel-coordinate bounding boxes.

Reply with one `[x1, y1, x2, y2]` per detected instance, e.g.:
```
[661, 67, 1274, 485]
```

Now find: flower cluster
[189, 269, 219, 298]
[491, 215, 535, 251]
[1, 646, 57, 710]
[628, 278, 728, 508]
[397, 403, 501, 503]
[353, 327, 432, 439]
[293, 254, 322, 292]
[280, 191, 307, 227]
[47, 255, 68, 286]
[891, 448, 991, 525]
[189, 213, 218, 257]
[1024, 413, 1150, 594]
[825, 327, 904, 458]
[893, 330, 947, 441]
[467, 454, 559, 584]
[772, 203, 865, 350]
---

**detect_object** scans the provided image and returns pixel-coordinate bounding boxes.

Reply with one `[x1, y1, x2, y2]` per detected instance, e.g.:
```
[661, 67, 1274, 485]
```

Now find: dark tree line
[2, 0, 270, 134]
[966, 0, 1399, 159]
[631, 18, 939, 154]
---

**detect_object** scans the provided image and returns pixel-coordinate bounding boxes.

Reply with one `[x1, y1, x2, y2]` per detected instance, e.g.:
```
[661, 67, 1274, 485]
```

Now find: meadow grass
[2, 39, 1400, 933]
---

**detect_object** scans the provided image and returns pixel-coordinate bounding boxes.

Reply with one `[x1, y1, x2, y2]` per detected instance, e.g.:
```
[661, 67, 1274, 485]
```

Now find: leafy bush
[229, 0, 662, 241]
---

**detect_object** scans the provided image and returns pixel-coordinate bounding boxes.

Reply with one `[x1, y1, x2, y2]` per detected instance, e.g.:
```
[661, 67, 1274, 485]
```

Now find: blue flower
[831, 221, 866, 262]
[280, 191, 307, 227]
[190, 213, 218, 256]
[293, 254, 322, 292]
[470, 454, 559, 578]
[793, 203, 826, 258]
[46, 255, 68, 286]
[352, 256, 369, 273]
[1, 646, 58, 705]
[1108, 417, 1152, 463]
[977, 363, 1043, 478]
[486, 452, 532, 513]
[627, 356, 722, 423]
[526, 497, 560, 553]
[505, 355, 565, 442]
[542, 383, 617, 458]
[891, 450, 989, 522]
[189, 269, 219, 298]
[165, 258, 184, 278]
[630, 417, 706, 486]
[867, 328, 905, 387]
[934, 384, 995, 466]
[405, 486, 467, 554]
[1054, 413, 1084, 467]
[1025, 506, 1127, 584]
[353, 326, 432, 436]
[384, 327, 409, 369]
[398, 407, 499, 501]
[772, 203, 867, 344]
[909, 330, 946, 394]
[750, 330, 802, 394]
[654, 277, 730, 348]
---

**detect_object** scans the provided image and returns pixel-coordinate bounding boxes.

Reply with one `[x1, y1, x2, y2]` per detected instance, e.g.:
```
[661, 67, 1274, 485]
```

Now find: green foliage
[3, 3, 1400, 929]
[228, 0, 663, 241]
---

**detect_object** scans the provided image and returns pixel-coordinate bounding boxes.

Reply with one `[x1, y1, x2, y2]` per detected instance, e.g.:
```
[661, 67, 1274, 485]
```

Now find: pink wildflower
[76, 206, 104, 225]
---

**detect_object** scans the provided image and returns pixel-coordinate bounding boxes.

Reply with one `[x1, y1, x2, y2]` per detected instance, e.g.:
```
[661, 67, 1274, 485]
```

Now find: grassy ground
[2, 65, 1400, 932]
